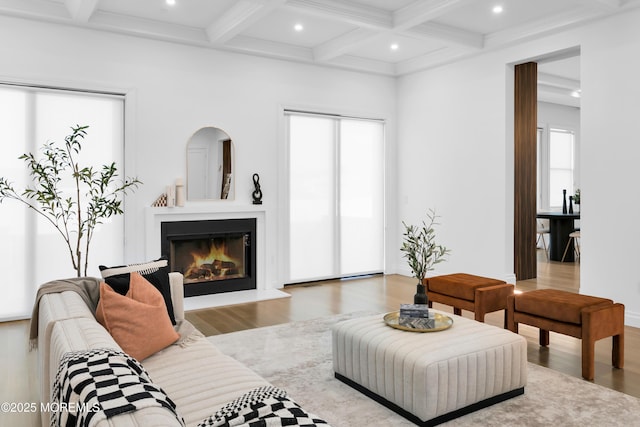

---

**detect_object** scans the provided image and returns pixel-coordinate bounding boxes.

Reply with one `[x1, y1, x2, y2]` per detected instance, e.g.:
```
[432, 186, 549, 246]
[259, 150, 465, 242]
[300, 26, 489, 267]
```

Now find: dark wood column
[220, 139, 232, 199]
[514, 62, 537, 280]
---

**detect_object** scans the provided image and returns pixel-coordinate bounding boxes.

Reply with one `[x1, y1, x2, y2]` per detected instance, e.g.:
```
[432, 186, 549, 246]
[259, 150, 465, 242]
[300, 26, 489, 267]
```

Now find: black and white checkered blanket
[51, 348, 183, 427]
[197, 386, 331, 427]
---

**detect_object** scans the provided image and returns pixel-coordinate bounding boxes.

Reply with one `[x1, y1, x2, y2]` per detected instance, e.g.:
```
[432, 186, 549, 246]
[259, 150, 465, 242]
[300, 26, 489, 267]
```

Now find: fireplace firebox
[161, 218, 256, 297]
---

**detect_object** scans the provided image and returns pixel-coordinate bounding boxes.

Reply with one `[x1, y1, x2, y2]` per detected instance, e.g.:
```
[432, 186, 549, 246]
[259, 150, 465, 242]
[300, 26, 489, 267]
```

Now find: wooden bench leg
[453, 307, 462, 316]
[474, 311, 486, 322]
[582, 338, 595, 380]
[539, 329, 549, 347]
[583, 332, 624, 380]
[582, 302, 625, 379]
[506, 295, 517, 333]
[613, 333, 624, 369]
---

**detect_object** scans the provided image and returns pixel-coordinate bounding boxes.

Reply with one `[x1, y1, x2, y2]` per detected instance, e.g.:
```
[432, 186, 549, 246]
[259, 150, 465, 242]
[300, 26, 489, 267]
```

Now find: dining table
[536, 211, 580, 262]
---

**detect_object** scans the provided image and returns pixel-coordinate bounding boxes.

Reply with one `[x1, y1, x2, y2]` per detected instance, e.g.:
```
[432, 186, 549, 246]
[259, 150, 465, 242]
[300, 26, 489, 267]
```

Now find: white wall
[396, 9, 640, 326]
[579, 10, 640, 326]
[396, 55, 512, 281]
[538, 101, 580, 129]
[0, 15, 396, 293]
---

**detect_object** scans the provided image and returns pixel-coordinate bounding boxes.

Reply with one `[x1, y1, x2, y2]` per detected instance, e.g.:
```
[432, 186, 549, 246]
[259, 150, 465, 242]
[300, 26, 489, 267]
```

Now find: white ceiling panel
[240, 7, 357, 48]
[434, 0, 584, 35]
[349, 32, 446, 63]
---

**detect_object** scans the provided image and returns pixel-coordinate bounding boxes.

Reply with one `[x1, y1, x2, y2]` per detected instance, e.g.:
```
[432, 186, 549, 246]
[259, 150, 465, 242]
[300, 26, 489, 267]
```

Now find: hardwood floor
[1, 250, 638, 427]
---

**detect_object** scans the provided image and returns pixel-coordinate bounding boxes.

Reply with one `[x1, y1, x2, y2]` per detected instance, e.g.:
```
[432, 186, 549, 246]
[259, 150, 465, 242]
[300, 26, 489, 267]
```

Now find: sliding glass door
[286, 112, 384, 283]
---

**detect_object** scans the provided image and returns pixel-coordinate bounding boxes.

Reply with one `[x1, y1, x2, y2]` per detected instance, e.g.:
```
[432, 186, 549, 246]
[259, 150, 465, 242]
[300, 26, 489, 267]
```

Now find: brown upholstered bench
[423, 273, 514, 325]
[507, 289, 624, 380]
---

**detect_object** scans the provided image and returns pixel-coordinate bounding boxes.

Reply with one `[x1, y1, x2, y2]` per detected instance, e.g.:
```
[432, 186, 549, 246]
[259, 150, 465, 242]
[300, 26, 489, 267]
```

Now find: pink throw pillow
[96, 272, 179, 361]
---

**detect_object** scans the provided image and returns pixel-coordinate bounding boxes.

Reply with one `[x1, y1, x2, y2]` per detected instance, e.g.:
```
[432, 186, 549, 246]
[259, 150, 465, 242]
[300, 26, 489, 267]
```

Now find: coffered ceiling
[1, 0, 638, 104]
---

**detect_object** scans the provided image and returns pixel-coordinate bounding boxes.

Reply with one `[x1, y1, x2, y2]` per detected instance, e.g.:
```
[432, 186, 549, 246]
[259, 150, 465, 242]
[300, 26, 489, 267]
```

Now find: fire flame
[182, 238, 244, 283]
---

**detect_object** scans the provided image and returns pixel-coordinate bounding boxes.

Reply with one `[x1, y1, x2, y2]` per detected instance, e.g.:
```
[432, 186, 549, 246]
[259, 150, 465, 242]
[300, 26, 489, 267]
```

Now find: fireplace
[161, 218, 256, 297]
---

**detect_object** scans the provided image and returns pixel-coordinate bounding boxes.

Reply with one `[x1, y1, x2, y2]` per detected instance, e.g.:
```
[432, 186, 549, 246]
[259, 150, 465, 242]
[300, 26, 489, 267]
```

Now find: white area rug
[208, 312, 640, 426]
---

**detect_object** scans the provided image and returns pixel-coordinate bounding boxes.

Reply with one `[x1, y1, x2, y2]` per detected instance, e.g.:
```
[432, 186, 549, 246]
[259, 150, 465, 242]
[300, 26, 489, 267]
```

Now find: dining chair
[561, 230, 581, 262]
[536, 220, 550, 261]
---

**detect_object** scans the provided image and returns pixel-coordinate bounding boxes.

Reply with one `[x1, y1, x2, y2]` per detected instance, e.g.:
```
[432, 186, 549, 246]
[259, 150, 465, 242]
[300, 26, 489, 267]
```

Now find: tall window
[0, 84, 125, 320]
[549, 128, 575, 207]
[537, 125, 577, 210]
[286, 111, 385, 283]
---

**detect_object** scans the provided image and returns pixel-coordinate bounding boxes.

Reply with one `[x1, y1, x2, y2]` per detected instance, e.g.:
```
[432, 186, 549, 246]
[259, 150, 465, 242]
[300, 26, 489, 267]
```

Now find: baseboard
[335, 372, 524, 427]
[624, 310, 640, 328]
[184, 289, 290, 311]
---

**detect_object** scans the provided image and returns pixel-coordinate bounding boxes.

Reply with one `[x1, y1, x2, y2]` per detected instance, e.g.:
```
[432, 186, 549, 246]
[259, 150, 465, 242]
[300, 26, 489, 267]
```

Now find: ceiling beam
[64, 0, 99, 22]
[406, 21, 483, 49]
[313, 27, 382, 61]
[393, 0, 473, 30]
[205, 0, 285, 45]
[285, 0, 391, 29]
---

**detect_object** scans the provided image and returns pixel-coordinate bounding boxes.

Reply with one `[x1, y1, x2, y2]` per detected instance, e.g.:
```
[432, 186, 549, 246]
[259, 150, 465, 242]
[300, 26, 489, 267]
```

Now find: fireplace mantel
[144, 204, 286, 308]
[145, 204, 266, 264]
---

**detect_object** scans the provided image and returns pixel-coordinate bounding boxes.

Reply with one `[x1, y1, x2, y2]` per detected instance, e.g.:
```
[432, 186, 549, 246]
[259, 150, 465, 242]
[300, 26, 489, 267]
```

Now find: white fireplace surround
[144, 204, 289, 310]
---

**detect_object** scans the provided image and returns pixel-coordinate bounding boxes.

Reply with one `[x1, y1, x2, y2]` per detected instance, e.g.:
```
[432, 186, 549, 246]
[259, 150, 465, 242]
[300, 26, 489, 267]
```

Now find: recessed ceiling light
[294, 23, 304, 32]
[492, 5, 503, 14]
[390, 43, 399, 51]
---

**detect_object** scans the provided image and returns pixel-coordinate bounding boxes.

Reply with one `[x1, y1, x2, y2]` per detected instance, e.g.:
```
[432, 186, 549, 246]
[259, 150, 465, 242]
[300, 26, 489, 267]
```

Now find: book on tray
[399, 304, 435, 329]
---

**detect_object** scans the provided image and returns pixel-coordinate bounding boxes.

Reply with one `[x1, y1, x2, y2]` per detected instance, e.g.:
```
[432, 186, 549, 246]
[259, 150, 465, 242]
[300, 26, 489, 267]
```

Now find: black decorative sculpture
[562, 189, 568, 214]
[569, 196, 574, 214]
[252, 173, 263, 205]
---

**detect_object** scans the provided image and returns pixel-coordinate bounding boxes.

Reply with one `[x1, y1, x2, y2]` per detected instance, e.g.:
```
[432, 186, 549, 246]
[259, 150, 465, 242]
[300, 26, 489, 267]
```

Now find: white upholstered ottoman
[332, 311, 527, 426]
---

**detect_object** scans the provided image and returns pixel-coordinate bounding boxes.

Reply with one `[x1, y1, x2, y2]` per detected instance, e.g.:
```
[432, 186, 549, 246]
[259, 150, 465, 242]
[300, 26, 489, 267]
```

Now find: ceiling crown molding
[0, 0, 68, 22]
[537, 72, 580, 91]
[225, 34, 314, 61]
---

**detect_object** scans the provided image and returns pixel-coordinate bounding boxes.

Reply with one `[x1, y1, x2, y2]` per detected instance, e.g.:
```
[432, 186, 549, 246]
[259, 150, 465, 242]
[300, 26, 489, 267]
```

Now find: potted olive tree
[400, 209, 450, 304]
[0, 125, 141, 277]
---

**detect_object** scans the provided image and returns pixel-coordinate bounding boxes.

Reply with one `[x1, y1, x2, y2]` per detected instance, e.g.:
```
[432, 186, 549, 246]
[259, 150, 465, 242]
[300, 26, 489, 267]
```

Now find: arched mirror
[186, 127, 234, 200]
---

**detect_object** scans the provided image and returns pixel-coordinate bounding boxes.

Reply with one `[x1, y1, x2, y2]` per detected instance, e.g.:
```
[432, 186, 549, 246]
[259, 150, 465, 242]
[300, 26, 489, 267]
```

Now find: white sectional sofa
[37, 272, 270, 427]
